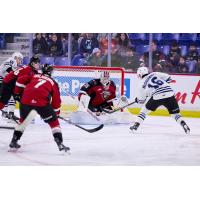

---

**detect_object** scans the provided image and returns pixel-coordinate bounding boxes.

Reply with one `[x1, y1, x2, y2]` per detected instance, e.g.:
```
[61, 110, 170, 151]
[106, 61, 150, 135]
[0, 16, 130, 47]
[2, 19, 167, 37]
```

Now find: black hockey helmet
[29, 56, 40, 67]
[42, 64, 54, 76]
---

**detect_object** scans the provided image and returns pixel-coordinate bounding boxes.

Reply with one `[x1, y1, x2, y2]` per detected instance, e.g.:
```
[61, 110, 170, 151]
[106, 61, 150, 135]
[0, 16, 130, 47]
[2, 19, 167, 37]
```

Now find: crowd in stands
[32, 33, 141, 71]
[1, 33, 200, 74]
[31, 33, 200, 74]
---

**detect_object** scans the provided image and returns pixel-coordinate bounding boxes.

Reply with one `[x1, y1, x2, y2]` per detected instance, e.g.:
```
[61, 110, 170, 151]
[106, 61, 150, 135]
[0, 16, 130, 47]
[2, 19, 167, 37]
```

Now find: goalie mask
[137, 66, 149, 79]
[100, 71, 110, 87]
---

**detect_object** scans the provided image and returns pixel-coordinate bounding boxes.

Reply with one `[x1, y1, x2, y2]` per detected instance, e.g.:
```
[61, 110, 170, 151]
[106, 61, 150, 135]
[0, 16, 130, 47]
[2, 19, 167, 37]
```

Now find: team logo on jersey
[31, 99, 37, 104]
[102, 91, 111, 99]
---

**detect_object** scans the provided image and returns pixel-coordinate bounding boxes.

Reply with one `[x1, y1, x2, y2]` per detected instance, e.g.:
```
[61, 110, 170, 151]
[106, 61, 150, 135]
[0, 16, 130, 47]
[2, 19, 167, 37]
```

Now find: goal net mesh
[53, 66, 125, 114]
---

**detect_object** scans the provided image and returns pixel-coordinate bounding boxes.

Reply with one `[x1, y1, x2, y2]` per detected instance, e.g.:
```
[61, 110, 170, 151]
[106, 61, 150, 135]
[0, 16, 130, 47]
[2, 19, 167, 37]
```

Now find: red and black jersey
[79, 79, 116, 109]
[15, 74, 61, 111]
[3, 65, 36, 85]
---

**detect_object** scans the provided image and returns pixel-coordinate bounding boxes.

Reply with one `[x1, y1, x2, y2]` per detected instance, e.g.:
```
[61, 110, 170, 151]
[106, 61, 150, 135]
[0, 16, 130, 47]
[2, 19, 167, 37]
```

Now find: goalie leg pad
[78, 94, 90, 112]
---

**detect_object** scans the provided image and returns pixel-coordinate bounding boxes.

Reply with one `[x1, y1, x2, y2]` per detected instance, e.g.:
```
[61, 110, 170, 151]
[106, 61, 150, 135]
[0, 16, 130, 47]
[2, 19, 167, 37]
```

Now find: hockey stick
[0, 126, 15, 130]
[102, 101, 136, 114]
[59, 116, 104, 133]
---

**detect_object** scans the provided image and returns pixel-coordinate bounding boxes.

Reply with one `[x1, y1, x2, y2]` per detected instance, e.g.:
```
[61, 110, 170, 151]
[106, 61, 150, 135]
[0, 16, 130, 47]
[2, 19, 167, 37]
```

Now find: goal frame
[54, 66, 125, 96]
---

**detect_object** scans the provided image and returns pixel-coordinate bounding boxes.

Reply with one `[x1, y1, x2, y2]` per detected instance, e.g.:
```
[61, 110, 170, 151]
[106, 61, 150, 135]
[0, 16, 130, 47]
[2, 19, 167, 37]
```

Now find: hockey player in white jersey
[0, 52, 23, 120]
[130, 66, 190, 134]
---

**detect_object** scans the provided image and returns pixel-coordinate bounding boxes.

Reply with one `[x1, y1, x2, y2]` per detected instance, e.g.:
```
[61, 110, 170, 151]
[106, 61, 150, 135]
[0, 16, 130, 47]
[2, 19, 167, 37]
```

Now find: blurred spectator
[80, 33, 99, 56]
[186, 44, 198, 61]
[77, 33, 86, 50]
[120, 48, 140, 72]
[87, 48, 103, 66]
[178, 57, 189, 73]
[195, 56, 200, 74]
[168, 41, 181, 66]
[99, 37, 118, 55]
[153, 63, 165, 72]
[62, 34, 78, 58]
[116, 33, 131, 57]
[101, 48, 121, 67]
[32, 33, 48, 56]
[48, 33, 63, 56]
[5, 33, 15, 43]
[143, 41, 165, 69]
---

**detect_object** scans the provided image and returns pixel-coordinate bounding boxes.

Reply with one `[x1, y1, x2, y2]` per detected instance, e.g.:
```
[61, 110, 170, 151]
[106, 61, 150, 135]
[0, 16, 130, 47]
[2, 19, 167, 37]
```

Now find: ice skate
[9, 137, 21, 152]
[130, 122, 140, 133]
[7, 112, 19, 124]
[54, 137, 71, 154]
[58, 143, 71, 153]
[1, 110, 8, 120]
[181, 121, 190, 134]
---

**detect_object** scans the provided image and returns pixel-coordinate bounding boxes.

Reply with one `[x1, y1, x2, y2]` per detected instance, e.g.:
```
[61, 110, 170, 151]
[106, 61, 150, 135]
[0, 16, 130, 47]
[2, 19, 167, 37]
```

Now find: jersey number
[148, 77, 164, 89]
[14, 68, 23, 75]
[34, 79, 47, 88]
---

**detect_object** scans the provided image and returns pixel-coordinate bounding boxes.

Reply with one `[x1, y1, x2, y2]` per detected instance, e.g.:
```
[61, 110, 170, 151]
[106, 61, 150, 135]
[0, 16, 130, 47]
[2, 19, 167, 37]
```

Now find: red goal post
[53, 66, 125, 113]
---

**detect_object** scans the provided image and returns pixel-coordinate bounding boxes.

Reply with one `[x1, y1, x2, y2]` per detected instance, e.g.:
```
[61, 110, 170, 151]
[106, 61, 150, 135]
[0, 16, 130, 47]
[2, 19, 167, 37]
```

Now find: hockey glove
[13, 94, 21, 102]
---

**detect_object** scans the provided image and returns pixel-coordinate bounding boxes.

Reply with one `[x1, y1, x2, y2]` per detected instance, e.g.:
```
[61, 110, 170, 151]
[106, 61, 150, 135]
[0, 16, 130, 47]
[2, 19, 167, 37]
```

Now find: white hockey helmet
[100, 71, 110, 86]
[137, 66, 149, 79]
[12, 52, 23, 63]
[12, 52, 24, 60]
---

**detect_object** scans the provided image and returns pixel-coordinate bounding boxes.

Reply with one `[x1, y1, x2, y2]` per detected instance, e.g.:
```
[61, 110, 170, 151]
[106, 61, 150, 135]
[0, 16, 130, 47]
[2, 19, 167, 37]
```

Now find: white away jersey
[0, 57, 17, 78]
[136, 72, 175, 102]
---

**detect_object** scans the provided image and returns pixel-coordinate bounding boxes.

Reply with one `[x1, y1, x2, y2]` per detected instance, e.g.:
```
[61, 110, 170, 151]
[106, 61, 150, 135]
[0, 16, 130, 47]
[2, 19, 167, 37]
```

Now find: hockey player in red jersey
[0, 56, 40, 120]
[9, 64, 70, 153]
[78, 71, 116, 115]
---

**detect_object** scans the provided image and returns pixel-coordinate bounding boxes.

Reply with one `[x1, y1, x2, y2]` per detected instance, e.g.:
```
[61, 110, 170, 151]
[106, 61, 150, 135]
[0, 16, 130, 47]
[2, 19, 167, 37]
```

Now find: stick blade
[87, 124, 104, 133]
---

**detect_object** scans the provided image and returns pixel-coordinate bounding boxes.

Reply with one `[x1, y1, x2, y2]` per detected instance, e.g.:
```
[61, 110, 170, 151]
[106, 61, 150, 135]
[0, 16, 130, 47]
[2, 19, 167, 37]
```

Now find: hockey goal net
[53, 66, 125, 114]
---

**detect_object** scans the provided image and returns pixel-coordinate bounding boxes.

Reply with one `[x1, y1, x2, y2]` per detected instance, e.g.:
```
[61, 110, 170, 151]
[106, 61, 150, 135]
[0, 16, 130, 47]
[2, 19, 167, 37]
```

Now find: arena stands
[1, 33, 200, 74]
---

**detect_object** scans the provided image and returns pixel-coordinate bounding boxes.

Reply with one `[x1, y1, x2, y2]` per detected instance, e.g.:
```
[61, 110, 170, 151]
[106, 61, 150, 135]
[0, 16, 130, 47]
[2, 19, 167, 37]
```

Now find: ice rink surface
[0, 114, 199, 166]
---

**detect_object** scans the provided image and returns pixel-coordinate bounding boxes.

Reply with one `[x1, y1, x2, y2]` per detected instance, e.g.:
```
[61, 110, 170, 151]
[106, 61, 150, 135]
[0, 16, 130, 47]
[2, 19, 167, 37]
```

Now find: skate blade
[61, 150, 71, 155]
[185, 130, 190, 134]
[8, 148, 20, 152]
[129, 128, 138, 134]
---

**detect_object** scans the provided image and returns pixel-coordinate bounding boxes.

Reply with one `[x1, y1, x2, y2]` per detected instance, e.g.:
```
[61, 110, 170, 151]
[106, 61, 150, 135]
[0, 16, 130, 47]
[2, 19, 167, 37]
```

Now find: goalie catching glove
[117, 95, 128, 107]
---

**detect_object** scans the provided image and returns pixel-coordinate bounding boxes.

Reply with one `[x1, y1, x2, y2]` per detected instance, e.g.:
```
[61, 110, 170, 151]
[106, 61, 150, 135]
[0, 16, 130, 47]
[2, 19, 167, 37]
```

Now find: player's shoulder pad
[89, 79, 99, 86]
[4, 57, 15, 66]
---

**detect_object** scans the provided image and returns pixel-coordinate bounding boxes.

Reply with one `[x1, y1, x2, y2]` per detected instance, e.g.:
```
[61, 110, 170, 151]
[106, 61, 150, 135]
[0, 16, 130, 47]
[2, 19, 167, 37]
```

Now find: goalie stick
[102, 101, 136, 114]
[59, 116, 104, 133]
